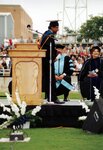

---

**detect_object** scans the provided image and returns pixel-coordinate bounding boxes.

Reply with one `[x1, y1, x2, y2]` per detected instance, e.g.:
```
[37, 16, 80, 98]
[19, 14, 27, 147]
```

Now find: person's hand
[88, 73, 98, 77]
[55, 75, 60, 80]
[55, 74, 64, 80]
[59, 74, 65, 80]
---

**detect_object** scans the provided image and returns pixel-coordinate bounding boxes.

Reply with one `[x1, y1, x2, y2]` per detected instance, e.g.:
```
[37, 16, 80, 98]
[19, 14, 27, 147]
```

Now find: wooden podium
[8, 43, 46, 105]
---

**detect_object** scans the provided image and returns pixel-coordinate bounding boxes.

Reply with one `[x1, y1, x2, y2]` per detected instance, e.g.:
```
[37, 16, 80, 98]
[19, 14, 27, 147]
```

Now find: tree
[64, 27, 75, 35]
[76, 34, 83, 42]
[79, 16, 103, 42]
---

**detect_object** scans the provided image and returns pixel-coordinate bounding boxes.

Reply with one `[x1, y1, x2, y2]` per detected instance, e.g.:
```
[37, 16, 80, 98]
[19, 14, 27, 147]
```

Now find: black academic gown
[40, 30, 57, 102]
[79, 57, 103, 101]
[55, 55, 74, 99]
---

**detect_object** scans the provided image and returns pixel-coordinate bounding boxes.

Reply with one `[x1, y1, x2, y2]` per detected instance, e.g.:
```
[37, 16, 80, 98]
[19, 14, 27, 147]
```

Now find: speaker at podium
[82, 97, 103, 134]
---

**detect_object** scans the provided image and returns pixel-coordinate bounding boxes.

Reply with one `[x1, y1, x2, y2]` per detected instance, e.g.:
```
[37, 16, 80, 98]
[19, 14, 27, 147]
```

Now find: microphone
[27, 24, 35, 33]
[27, 24, 42, 35]
[27, 24, 58, 41]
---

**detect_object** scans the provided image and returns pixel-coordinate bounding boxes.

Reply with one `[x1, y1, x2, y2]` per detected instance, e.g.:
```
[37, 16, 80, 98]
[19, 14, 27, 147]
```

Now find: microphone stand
[28, 28, 43, 35]
[27, 26, 58, 41]
[48, 42, 54, 104]
[49, 42, 52, 102]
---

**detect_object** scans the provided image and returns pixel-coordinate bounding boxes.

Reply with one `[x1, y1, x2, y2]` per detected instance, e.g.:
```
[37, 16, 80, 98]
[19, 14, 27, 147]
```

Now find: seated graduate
[54, 45, 75, 102]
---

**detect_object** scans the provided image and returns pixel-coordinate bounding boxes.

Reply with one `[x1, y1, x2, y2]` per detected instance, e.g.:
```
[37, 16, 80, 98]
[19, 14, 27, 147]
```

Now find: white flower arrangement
[78, 116, 87, 121]
[79, 101, 90, 113]
[93, 86, 100, 99]
[78, 86, 100, 122]
[78, 101, 90, 122]
[0, 92, 41, 129]
[78, 99, 90, 122]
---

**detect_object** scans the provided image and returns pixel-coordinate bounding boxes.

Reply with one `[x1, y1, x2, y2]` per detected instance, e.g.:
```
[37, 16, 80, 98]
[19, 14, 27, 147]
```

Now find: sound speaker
[82, 97, 103, 134]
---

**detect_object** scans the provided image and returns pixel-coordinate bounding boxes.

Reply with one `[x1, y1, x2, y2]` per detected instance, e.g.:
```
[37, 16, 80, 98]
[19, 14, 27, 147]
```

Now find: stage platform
[0, 99, 88, 128]
[28, 100, 88, 128]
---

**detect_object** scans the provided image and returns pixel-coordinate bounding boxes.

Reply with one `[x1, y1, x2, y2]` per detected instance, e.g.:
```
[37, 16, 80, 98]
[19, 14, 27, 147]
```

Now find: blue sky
[0, 0, 103, 34]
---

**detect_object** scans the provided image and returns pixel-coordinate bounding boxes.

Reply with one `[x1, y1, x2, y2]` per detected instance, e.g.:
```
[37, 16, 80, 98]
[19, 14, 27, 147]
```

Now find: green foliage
[64, 26, 75, 35]
[76, 34, 83, 42]
[79, 16, 103, 41]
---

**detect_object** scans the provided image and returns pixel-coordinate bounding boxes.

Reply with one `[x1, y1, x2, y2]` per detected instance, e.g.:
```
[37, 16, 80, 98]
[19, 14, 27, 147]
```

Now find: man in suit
[54, 45, 75, 101]
[40, 20, 64, 104]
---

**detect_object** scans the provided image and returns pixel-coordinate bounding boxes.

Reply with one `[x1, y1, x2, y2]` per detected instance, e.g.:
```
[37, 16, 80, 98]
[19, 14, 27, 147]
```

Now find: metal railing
[0, 68, 10, 77]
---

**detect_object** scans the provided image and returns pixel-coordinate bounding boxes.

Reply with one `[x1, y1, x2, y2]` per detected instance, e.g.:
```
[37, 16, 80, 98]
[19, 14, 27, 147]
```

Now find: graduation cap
[90, 46, 101, 54]
[56, 44, 65, 49]
[47, 20, 61, 29]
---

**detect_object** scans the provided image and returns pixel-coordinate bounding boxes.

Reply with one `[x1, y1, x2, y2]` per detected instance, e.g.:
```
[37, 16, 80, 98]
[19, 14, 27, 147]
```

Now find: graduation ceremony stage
[28, 100, 87, 128]
[5, 43, 87, 128]
[0, 98, 88, 128]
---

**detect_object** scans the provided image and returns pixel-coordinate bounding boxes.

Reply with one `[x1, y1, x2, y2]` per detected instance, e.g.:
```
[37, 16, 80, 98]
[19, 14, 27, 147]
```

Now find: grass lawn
[0, 91, 82, 100]
[0, 128, 103, 150]
[0, 92, 6, 98]
[1, 91, 101, 150]
[42, 91, 82, 100]
[65, 91, 82, 100]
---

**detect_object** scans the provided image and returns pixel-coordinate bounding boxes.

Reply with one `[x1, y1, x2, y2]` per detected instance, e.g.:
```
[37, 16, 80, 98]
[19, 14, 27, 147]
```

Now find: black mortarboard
[56, 44, 65, 49]
[47, 20, 60, 29]
[90, 46, 101, 54]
